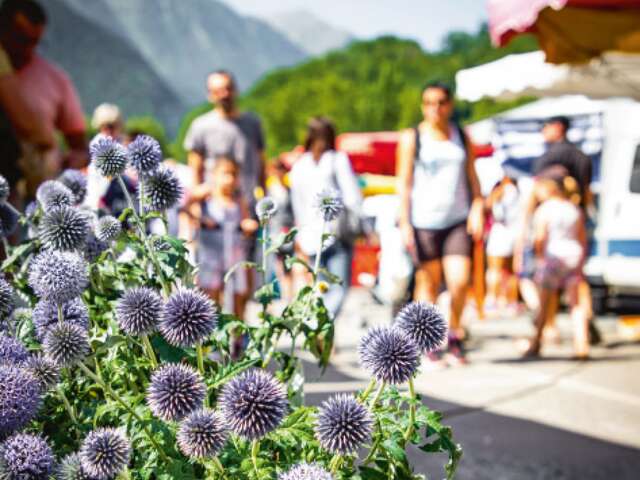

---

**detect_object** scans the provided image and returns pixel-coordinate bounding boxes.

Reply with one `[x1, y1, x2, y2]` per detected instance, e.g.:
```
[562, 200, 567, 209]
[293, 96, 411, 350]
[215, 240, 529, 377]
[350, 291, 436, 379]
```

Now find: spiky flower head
[79, 428, 130, 480]
[58, 169, 88, 205]
[0, 433, 55, 479]
[159, 288, 217, 347]
[0, 365, 41, 436]
[95, 216, 121, 243]
[0, 204, 19, 239]
[25, 354, 60, 390]
[218, 369, 287, 441]
[127, 134, 162, 175]
[56, 453, 94, 480]
[0, 277, 15, 320]
[36, 180, 74, 211]
[147, 364, 206, 422]
[116, 287, 162, 336]
[90, 136, 128, 178]
[315, 394, 372, 455]
[395, 301, 447, 353]
[255, 197, 278, 224]
[177, 409, 228, 459]
[39, 206, 89, 251]
[0, 333, 29, 366]
[43, 322, 89, 367]
[358, 326, 420, 385]
[32, 297, 89, 342]
[279, 463, 334, 480]
[0, 175, 9, 203]
[28, 250, 88, 304]
[314, 188, 343, 221]
[144, 167, 182, 211]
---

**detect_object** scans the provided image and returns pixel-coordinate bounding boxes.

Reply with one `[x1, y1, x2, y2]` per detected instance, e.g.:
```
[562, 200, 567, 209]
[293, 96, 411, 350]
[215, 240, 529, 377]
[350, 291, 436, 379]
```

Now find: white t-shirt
[534, 198, 583, 268]
[289, 150, 362, 255]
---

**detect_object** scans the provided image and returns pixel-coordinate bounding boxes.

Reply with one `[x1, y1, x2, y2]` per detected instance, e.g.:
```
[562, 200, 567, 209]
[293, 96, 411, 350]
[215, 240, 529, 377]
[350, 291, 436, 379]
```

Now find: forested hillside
[236, 26, 537, 158]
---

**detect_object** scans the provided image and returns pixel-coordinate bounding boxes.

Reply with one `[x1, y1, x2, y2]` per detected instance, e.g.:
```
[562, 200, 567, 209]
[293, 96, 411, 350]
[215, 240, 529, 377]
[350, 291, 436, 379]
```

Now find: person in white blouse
[289, 117, 362, 318]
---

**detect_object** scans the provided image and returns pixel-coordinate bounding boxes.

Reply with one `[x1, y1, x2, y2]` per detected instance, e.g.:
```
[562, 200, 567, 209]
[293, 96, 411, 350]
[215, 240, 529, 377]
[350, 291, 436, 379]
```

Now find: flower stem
[212, 457, 227, 478]
[77, 361, 169, 463]
[313, 218, 326, 281]
[56, 384, 79, 426]
[1, 237, 10, 256]
[404, 377, 417, 444]
[329, 454, 343, 474]
[370, 381, 386, 409]
[251, 439, 260, 476]
[117, 175, 171, 297]
[57, 304, 64, 325]
[141, 334, 158, 369]
[261, 222, 269, 286]
[359, 379, 377, 403]
[138, 178, 145, 216]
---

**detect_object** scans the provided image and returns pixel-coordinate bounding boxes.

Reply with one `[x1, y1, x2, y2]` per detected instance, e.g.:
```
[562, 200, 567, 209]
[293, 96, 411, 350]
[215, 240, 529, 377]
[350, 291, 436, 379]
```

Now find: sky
[219, 0, 488, 50]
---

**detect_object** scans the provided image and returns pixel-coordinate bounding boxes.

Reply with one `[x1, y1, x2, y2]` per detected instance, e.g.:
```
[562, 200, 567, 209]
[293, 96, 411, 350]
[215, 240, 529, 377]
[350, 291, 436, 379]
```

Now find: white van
[469, 95, 640, 312]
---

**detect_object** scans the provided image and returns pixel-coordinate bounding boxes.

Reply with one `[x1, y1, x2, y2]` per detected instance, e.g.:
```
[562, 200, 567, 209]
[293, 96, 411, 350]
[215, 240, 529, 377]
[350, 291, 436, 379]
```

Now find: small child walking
[524, 169, 589, 359]
[189, 156, 258, 319]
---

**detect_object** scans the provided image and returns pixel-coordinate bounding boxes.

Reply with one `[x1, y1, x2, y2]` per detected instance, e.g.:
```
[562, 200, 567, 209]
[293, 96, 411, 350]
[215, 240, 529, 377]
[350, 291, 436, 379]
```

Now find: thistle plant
[0, 135, 460, 479]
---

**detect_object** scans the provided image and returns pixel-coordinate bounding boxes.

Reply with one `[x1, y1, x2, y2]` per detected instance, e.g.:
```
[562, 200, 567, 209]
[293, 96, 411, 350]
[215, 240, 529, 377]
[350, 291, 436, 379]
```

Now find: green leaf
[210, 357, 261, 389]
[1, 242, 34, 270]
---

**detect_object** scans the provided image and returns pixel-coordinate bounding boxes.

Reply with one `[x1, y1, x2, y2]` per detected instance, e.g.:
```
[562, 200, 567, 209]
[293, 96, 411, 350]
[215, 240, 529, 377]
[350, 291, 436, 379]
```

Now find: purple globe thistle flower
[58, 169, 88, 205]
[25, 354, 60, 390]
[39, 206, 90, 251]
[0, 204, 19, 239]
[127, 134, 162, 175]
[0, 175, 9, 203]
[28, 250, 88, 304]
[395, 302, 447, 353]
[358, 326, 420, 385]
[177, 409, 228, 459]
[36, 180, 74, 211]
[144, 167, 182, 212]
[255, 196, 278, 224]
[32, 297, 89, 342]
[95, 216, 121, 243]
[0, 333, 29, 366]
[147, 363, 206, 422]
[79, 428, 130, 480]
[90, 136, 128, 178]
[279, 463, 334, 480]
[314, 188, 343, 221]
[83, 230, 108, 263]
[0, 276, 15, 320]
[43, 322, 90, 367]
[159, 288, 217, 348]
[315, 394, 372, 455]
[218, 369, 287, 441]
[56, 453, 94, 480]
[0, 365, 42, 436]
[116, 287, 162, 336]
[0, 433, 55, 479]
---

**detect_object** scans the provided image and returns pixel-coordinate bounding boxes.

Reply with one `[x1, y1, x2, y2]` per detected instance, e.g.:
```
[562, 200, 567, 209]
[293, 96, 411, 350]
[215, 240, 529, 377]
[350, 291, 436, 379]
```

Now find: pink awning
[489, 0, 640, 47]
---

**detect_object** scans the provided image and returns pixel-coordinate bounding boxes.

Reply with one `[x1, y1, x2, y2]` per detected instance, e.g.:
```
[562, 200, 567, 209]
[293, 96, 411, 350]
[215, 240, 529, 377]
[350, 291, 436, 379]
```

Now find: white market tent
[456, 51, 640, 102]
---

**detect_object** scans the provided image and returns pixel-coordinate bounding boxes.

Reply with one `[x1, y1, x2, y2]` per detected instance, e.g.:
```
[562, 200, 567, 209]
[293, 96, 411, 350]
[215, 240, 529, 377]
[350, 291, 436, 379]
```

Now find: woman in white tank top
[397, 83, 484, 365]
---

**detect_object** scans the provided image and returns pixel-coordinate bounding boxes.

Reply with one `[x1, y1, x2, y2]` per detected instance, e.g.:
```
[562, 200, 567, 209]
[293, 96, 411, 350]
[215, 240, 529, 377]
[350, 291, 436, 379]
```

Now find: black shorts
[413, 221, 472, 263]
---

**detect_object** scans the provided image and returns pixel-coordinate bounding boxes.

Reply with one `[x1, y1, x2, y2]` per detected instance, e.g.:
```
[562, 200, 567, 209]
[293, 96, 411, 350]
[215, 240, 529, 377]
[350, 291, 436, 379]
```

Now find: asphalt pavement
[277, 287, 640, 479]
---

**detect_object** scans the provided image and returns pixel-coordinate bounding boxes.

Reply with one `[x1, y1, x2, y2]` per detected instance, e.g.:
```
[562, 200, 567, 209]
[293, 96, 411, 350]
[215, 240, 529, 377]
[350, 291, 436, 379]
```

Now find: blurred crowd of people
[1, 0, 598, 366]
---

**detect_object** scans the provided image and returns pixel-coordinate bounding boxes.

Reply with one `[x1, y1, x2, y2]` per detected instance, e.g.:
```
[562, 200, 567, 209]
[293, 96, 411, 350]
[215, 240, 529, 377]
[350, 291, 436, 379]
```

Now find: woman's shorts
[413, 221, 472, 263]
[534, 257, 581, 290]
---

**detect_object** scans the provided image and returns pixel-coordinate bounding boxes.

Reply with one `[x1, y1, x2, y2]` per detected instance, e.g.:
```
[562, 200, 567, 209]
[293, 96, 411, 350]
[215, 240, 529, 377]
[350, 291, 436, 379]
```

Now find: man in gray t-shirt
[184, 70, 265, 201]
